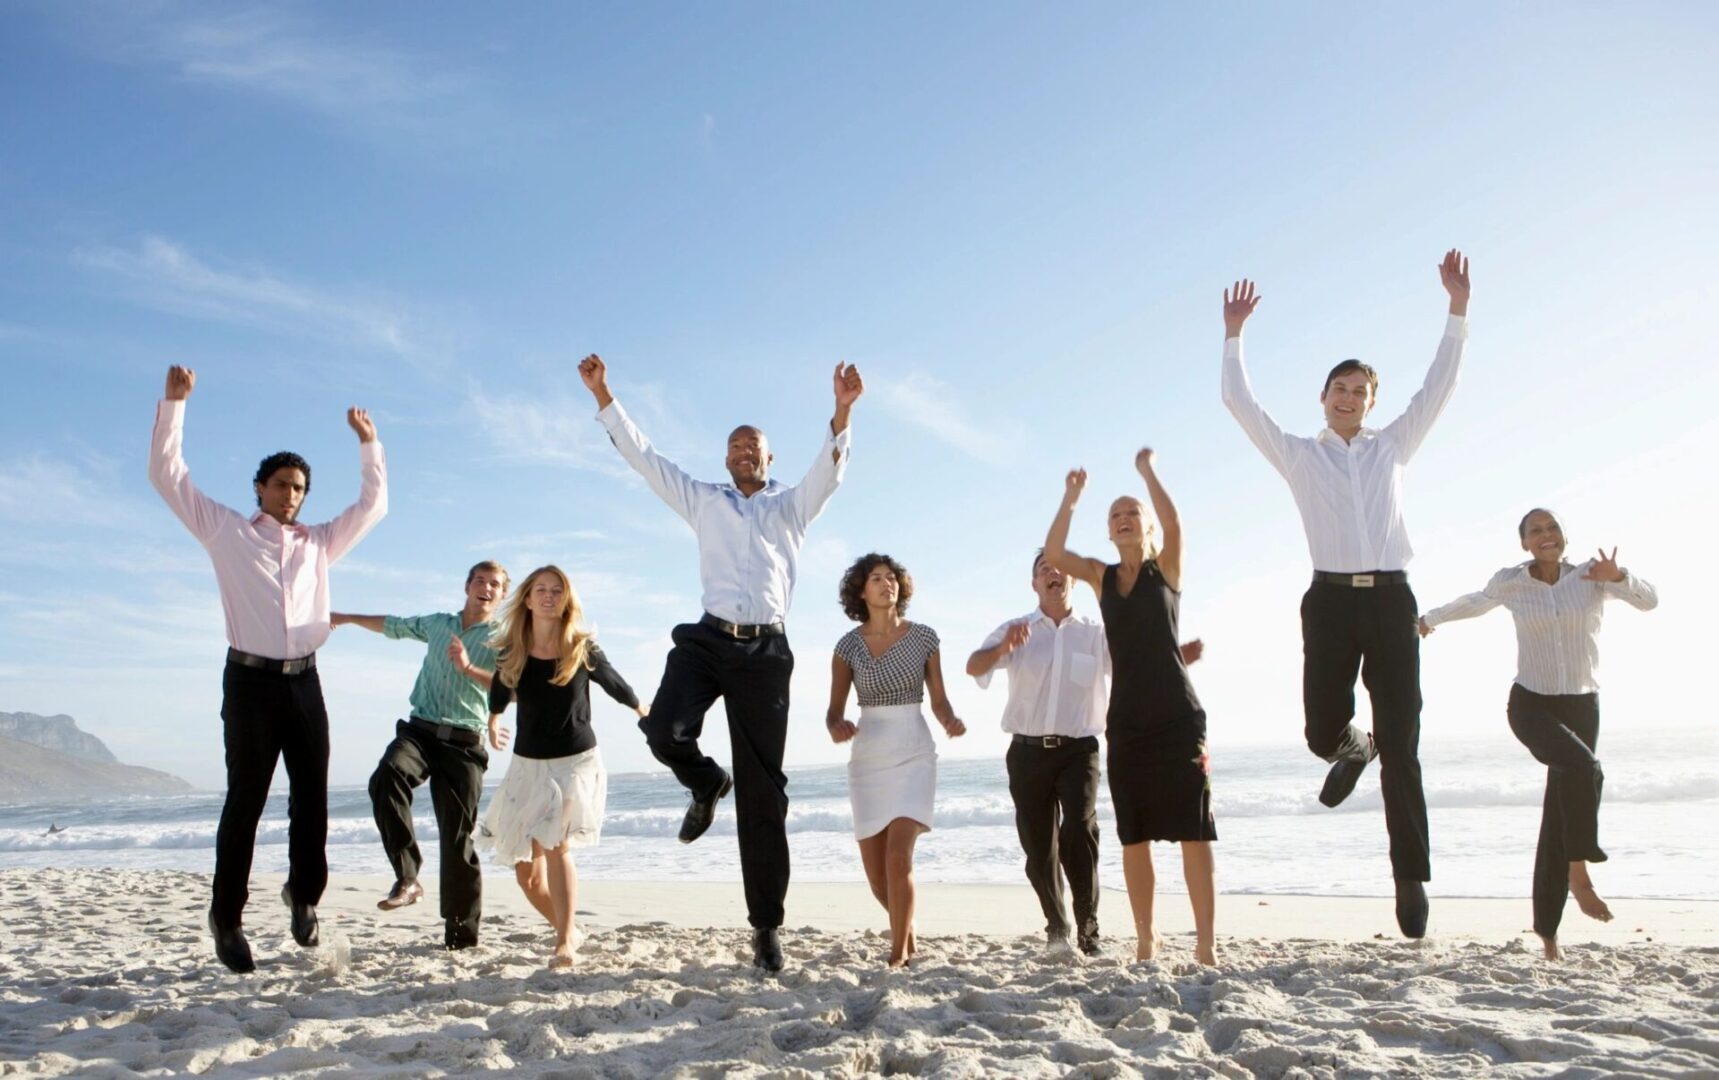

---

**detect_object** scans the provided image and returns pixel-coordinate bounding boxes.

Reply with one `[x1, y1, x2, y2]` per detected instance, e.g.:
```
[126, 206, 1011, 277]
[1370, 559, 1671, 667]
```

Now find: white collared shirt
[974, 608, 1109, 739]
[150, 399, 388, 660]
[597, 400, 850, 625]
[1222, 314, 1468, 572]
[1422, 560, 1658, 695]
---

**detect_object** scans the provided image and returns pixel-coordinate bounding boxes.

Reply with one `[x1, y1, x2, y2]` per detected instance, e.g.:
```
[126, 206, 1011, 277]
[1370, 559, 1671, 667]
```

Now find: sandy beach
[3, 869, 1717, 1077]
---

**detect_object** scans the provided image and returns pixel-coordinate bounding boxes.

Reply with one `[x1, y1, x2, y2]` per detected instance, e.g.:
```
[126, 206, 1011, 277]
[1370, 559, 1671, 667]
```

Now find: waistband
[226, 647, 316, 675]
[701, 612, 785, 639]
[1011, 734, 1100, 750]
[1312, 570, 1408, 588]
[408, 716, 484, 748]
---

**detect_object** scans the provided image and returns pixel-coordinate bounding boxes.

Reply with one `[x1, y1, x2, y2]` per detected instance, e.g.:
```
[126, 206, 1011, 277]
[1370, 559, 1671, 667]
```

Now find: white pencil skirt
[478, 748, 606, 865]
[847, 703, 937, 840]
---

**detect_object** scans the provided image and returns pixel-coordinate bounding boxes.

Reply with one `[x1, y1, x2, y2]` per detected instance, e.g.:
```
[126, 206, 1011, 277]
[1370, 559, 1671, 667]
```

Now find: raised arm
[149, 365, 236, 543]
[580, 353, 706, 527]
[314, 407, 388, 565]
[1135, 448, 1183, 591]
[1382, 250, 1471, 462]
[1217, 280, 1297, 477]
[791, 363, 862, 527]
[1583, 548, 1660, 612]
[1043, 469, 1107, 598]
[967, 619, 1030, 680]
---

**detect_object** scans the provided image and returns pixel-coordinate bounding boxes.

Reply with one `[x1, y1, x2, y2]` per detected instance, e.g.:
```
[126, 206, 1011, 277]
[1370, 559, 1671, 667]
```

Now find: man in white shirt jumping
[1220, 250, 1470, 938]
[579, 353, 862, 972]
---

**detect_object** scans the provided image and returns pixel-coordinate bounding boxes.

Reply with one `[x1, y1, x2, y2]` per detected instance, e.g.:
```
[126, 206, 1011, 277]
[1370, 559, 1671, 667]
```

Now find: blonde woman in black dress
[1044, 448, 1217, 965]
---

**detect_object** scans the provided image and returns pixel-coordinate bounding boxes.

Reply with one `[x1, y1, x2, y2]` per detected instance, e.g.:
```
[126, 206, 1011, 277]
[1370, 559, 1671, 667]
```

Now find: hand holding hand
[447, 638, 470, 674]
[347, 407, 377, 443]
[833, 362, 865, 408]
[1417, 617, 1434, 638]
[1063, 468, 1088, 505]
[329, 613, 347, 630]
[636, 703, 651, 719]
[1439, 249, 1471, 314]
[1581, 547, 1624, 583]
[827, 718, 858, 744]
[1223, 279, 1260, 337]
[165, 365, 196, 400]
[488, 720, 512, 752]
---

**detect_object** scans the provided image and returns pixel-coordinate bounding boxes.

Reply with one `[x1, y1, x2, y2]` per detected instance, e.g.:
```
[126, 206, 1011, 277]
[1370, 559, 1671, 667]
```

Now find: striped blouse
[1421, 560, 1658, 695]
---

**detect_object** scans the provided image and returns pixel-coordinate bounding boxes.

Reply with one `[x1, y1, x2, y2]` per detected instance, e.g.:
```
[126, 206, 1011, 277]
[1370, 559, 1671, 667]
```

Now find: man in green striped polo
[331, 560, 509, 949]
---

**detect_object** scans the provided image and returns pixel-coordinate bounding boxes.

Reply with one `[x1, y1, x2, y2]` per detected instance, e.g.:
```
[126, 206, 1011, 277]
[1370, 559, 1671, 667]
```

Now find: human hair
[1322, 359, 1379, 397]
[491, 565, 593, 689]
[839, 553, 914, 622]
[1031, 547, 1047, 576]
[253, 451, 311, 505]
[1518, 508, 1559, 539]
[466, 560, 510, 593]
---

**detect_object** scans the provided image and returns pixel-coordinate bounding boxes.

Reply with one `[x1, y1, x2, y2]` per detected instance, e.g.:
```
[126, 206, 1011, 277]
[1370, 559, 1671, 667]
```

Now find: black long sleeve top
[488, 644, 639, 759]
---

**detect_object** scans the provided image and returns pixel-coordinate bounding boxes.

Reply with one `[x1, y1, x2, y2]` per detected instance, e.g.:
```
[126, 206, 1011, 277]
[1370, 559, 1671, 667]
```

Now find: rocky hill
[0, 713, 191, 800]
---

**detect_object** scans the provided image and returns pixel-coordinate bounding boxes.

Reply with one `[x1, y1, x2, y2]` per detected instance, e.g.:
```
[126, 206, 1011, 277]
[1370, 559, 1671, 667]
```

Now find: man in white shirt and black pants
[1220, 251, 1471, 938]
[579, 354, 863, 972]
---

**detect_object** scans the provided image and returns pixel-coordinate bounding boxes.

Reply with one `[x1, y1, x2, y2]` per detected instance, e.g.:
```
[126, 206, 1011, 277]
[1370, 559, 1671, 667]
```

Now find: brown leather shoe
[378, 879, 424, 911]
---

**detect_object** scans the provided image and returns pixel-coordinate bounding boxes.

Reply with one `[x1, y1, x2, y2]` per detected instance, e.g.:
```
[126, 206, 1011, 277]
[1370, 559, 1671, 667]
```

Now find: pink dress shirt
[149, 399, 388, 661]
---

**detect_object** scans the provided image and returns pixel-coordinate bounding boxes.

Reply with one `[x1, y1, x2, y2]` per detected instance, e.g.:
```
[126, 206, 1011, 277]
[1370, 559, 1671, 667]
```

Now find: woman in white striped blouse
[1419, 508, 1658, 960]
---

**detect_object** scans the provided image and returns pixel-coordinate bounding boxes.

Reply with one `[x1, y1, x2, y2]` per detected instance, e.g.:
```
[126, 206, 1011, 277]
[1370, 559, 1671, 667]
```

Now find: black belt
[408, 716, 482, 748]
[1012, 734, 1097, 749]
[701, 612, 785, 639]
[226, 647, 316, 675]
[1312, 570, 1408, 588]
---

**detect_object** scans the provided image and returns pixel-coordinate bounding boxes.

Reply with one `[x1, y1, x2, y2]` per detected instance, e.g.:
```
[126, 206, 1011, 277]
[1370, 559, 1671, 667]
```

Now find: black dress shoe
[678, 772, 733, 844]
[751, 927, 784, 973]
[1318, 732, 1378, 808]
[1395, 878, 1429, 939]
[281, 883, 320, 948]
[444, 918, 479, 951]
[1076, 924, 1102, 957]
[208, 913, 255, 974]
[378, 879, 424, 911]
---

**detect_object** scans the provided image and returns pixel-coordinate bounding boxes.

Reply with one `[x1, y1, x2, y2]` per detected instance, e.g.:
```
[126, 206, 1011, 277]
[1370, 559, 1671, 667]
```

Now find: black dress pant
[369, 720, 489, 936]
[1006, 736, 1100, 939]
[1300, 580, 1431, 882]
[643, 621, 794, 928]
[1506, 685, 1604, 939]
[212, 661, 330, 928]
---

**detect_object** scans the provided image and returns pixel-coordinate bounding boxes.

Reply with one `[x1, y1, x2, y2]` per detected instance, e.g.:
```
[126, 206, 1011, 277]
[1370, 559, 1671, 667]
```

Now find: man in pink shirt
[150, 365, 388, 972]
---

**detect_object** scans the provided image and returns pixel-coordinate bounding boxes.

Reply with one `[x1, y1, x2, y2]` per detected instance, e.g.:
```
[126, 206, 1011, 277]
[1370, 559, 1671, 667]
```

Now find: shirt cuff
[597, 400, 626, 429]
[827, 420, 853, 450]
[1445, 313, 1469, 336]
[360, 439, 385, 464]
[381, 615, 407, 639]
[158, 398, 186, 423]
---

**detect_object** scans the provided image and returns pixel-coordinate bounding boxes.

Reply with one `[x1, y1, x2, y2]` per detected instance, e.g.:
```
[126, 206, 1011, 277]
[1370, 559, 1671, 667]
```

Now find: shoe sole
[378, 887, 424, 911]
[679, 775, 735, 844]
[282, 885, 320, 948]
[1318, 760, 1367, 808]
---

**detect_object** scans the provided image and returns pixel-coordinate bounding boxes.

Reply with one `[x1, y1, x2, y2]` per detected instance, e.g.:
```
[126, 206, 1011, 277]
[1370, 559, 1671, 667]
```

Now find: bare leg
[514, 852, 554, 924]
[544, 842, 578, 968]
[884, 818, 922, 968]
[1181, 841, 1218, 966]
[857, 832, 890, 911]
[1569, 861, 1613, 922]
[1121, 841, 1161, 960]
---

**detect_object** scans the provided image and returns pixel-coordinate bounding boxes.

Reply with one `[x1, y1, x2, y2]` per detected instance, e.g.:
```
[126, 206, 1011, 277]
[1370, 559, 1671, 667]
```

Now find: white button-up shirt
[149, 399, 388, 661]
[1422, 560, 1658, 695]
[1222, 315, 1468, 572]
[597, 400, 850, 625]
[973, 608, 1110, 739]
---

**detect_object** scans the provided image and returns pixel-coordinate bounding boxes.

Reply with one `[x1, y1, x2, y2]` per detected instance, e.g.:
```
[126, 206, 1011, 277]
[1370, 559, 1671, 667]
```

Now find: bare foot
[1136, 931, 1163, 962]
[1570, 878, 1613, 923]
[548, 943, 575, 969]
[1539, 934, 1562, 961]
[1194, 939, 1218, 967]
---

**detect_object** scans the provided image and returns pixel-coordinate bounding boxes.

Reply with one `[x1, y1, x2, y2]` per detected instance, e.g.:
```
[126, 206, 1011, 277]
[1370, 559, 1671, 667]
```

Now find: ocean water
[3, 731, 1715, 899]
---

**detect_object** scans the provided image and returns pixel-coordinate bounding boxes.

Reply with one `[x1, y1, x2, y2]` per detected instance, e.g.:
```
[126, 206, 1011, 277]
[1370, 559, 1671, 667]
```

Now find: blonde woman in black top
[478, 565, 645, 969]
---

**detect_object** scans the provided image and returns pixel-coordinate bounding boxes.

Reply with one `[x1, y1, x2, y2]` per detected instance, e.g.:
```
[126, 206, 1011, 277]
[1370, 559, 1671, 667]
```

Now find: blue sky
[2, 2, 1715, 790]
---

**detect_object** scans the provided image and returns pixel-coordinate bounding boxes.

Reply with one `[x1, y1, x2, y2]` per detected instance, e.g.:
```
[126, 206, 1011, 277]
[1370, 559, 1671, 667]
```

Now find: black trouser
[1005, 736, 1101, 939]
[1506, 685, 1604, 939]
[1301, 580, 1430, 882]
[643, 621, 794, 928]
[212, 661, 330, 928]
[369, 719, 489, 935]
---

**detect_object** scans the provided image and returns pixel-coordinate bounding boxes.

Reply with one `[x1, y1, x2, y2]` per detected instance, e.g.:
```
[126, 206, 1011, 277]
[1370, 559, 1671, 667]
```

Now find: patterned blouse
[835, 623, 940, 707]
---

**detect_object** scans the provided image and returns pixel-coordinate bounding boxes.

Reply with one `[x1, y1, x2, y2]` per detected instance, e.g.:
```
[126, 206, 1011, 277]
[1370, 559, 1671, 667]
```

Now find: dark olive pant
[1507, 684, 1604, 939]
[370, 720, 488, 938]
[1006, 736, 1101, 940]
[1301, 580, 1430, 882]
[212, 661, 329, 928]
[642, 621, 794, 929]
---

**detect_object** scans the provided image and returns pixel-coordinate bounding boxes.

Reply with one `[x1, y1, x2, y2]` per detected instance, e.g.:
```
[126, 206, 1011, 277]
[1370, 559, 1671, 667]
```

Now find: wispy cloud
[873, 371, 1011, 462]
[76, 235, 413, 353]
[468, 380, 703, 480]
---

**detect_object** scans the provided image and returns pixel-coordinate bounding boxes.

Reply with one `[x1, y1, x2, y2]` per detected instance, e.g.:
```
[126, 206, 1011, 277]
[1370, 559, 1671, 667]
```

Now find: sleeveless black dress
[1099, 561, 1217, 844]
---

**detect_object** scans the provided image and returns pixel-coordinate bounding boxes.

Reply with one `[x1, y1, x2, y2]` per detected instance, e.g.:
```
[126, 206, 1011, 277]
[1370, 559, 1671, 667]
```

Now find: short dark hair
[1031, 548, 1047, 575]
[1518, 508, 1558, 539]
[254, 452, 311, 506]
[839, 552, 914, 622]
[1323, 359, 1378, 397]
[466, 560, 510, 591]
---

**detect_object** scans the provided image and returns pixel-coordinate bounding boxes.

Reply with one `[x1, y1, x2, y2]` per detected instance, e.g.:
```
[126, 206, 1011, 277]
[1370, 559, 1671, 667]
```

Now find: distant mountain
[0, 713, 191, 800]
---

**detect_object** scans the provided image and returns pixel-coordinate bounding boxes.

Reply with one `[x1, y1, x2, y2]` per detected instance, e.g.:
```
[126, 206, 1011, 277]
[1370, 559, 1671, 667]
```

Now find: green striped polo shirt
[383, 613, 500, 732]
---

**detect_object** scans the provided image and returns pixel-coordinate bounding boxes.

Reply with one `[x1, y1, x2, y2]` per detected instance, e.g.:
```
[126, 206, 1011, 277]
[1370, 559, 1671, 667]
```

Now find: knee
[513, 862, 535, 889]
[369, 763, 404, 799]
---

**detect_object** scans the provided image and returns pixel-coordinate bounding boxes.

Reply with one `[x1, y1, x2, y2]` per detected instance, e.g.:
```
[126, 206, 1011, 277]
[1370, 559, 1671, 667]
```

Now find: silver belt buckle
[1351, 574, 1375, 588]
[1042, 736, 1063, 748]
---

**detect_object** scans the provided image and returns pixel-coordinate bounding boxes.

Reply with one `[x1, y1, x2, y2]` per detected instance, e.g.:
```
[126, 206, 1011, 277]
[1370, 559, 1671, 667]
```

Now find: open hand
[347, 407, 377, 443]
[834, 362, 865, 408]
[1223, 279, 1260, 337]
[1581, 547, 1624, 583]
[1063, 468, 1087, 503]
[165, 365, 196, 400]
[828, 718, 858, 744]
[488, 722, 512, 751]
[1439, 249, 1471, 312]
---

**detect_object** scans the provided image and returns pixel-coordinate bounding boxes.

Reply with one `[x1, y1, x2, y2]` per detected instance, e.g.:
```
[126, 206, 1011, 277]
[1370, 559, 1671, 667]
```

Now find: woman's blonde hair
[492, 565, 594, 688]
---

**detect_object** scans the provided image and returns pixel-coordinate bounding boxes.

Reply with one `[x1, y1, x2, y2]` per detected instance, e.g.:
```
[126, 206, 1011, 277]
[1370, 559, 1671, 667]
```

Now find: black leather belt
[408, 716, 482, 748]
[1012, 734, 1097, 749]
[226, 647, 316, 675]
[701, 612, 785, 639]
[1312, 570, 1408, 588]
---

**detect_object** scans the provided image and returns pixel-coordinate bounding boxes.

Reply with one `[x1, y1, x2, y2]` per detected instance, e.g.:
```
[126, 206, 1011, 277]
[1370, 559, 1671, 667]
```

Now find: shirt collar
[718, 478, 786, 499]
[249, 511, 308, 534]
[1026, 607, 1095, 629]
[1315, 426, 1379, 446]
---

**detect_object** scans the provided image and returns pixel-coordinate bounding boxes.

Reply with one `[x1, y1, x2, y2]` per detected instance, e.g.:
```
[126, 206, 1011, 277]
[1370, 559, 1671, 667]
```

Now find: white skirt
[847, 703, 937, 840]
[477, 748, 607, 865]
